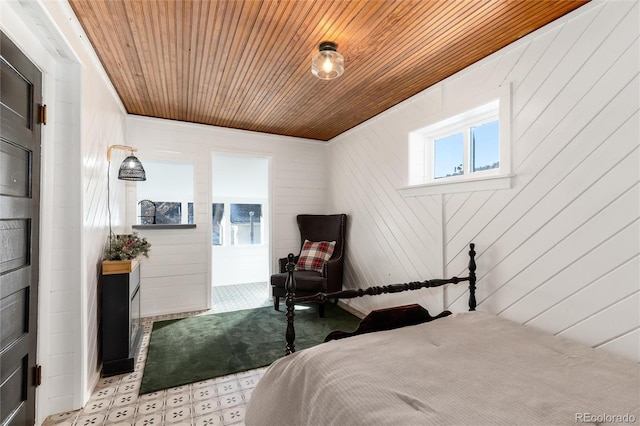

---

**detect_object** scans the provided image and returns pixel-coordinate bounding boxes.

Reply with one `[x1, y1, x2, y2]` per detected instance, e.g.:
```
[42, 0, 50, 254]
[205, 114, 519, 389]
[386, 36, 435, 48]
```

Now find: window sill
[398, 174, 513, 197]
[132, 224, 197, 230]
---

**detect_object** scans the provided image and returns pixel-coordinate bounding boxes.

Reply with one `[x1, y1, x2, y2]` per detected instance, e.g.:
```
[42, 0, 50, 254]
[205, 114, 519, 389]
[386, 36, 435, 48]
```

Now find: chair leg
[318, 302, 325, 318]
[274, 296, 280, 311]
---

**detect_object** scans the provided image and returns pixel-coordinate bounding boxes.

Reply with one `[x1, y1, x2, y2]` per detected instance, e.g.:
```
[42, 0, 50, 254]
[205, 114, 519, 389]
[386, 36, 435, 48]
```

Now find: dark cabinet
[100, 260, 143, 376]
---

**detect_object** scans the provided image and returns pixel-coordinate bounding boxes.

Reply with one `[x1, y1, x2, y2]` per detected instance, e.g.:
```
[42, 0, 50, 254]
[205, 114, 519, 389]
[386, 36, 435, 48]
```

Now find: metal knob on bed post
[285, 253, 297, 355]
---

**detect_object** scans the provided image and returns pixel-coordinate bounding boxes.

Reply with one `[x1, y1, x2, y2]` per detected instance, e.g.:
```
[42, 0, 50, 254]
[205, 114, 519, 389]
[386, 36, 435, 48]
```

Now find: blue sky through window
[471, 120, 499, 171]
[434, 133, 464, 179]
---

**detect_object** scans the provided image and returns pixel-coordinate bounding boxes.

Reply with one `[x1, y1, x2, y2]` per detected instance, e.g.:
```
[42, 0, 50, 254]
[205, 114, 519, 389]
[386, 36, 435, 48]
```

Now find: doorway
[211, 153, 270, 312]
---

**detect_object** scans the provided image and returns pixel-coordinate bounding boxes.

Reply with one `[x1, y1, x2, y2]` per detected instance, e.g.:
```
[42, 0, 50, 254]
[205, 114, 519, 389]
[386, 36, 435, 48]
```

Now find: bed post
[468, 243, 477, 311]
[285, 253, 297, 355]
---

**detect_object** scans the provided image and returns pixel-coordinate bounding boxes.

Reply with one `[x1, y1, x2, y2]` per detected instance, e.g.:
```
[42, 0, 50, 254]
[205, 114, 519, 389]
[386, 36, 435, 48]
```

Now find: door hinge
[38, 104, 47, 125]
[33, 364, 42, 387]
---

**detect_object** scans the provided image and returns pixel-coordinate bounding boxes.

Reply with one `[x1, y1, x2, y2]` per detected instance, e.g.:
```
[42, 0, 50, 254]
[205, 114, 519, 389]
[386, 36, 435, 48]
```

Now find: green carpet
[139, 303, 361, 394]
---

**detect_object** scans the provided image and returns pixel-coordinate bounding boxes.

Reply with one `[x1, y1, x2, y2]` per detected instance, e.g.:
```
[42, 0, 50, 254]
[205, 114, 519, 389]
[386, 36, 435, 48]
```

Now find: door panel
[1, 141, 31, 197]
[0, 31, 41, 426]
[0, 219, 30, 274]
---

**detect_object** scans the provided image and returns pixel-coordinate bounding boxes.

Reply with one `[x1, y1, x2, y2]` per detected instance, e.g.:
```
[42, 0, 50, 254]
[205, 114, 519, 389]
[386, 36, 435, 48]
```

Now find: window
[405, 95, 511, 196]
[211, 202, 263, 246]
[212, 203, 224, 245]
[136, 160, 195, 224]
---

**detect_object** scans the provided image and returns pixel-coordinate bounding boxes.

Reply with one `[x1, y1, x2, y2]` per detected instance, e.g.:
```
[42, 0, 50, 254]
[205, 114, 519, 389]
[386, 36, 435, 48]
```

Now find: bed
[245, 244, 639, 426]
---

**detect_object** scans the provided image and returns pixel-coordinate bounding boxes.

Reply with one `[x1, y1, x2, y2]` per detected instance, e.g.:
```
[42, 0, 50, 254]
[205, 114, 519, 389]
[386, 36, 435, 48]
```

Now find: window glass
[212, 203, 224, 246]
[434, 133, 464, 179]
[229, 203, 262, 245]
[155, 202, 182, 224]
[471, 120, 499, 172]
[139, 200, 156, 225]
[188, 203, 194, 225]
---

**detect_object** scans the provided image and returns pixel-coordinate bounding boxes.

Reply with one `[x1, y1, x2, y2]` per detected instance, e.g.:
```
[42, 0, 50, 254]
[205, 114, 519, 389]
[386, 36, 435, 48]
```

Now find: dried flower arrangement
[104, 232, 151, 261]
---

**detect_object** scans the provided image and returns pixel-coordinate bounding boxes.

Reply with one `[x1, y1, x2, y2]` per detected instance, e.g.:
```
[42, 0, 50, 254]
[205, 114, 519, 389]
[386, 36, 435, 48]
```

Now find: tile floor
[43, 282, 272, 426]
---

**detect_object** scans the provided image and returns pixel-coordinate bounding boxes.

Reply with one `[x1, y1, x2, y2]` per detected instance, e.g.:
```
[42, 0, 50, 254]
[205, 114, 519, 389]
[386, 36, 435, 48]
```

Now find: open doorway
[211, 153, 271, 312]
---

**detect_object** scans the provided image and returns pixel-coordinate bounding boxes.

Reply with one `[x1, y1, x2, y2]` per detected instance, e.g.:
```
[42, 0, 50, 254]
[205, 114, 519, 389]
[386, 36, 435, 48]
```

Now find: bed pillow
[295, 239, 336, 273]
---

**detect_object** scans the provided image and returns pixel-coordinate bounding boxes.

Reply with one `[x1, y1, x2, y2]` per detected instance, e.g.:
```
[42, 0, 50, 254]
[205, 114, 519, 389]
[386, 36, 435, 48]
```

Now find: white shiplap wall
[442, 0, 639, 361]
[2, 0, 129, 419]
[329, 91, 445, 314]
[126, 116, 328, 317]
[329, 0, 639, 361]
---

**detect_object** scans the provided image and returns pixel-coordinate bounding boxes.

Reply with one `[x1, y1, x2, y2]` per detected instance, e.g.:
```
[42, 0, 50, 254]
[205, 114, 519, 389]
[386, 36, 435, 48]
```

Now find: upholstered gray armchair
[271, 214, 347, 318]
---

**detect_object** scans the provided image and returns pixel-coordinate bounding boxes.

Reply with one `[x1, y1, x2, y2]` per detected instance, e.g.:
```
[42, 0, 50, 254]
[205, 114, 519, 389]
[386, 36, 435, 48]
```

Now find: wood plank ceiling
[69, 0, 588, 141]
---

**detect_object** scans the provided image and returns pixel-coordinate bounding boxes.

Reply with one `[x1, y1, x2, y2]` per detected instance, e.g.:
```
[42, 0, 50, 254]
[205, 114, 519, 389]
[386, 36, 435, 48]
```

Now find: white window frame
[401, 85, 512, 196]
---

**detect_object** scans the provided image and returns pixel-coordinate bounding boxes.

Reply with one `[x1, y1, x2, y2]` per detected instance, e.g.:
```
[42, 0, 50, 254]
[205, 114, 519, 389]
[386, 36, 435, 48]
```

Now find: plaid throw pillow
[295, 239, 336, 273]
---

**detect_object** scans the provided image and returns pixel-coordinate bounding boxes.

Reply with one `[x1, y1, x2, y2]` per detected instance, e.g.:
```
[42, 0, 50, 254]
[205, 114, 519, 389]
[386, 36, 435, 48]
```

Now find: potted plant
[102, 232, 151, 274]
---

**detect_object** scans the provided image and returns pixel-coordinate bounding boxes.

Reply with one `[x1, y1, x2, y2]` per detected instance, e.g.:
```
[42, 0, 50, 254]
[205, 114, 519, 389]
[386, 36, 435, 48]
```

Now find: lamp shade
[118, 155, 146, 181]
[311, 41, 344, 80]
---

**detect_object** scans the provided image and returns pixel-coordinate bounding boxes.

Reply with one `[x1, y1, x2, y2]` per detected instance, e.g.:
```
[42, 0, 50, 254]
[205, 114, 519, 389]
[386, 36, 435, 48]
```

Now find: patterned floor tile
[192, 386, 216, 402]
[75, 413, 106, 426]
[81, 399, 111, 415]
[237, 376, 258, 390]
[212, 375, 236, 385]
[132, 412, 162, 426]
[192, 414, 224, 426]
[45, 411, 80, 425]
[192, 379, 216, 389]
[164, 406, 192, 423]
[192, 399, 220, 417]
[92, 385, 118, 401]
[96, 376, 121, 389]
[121, 372, 142, 383]
[138, 390, 166, 401]
[105, 405, 136, 423]
[220, 406, 245, 425]
[166, 385, 190, 395]
[119, 381, 141, 394]
[214, 381, 239, 396]
[136, 399, 163, 416]
[166, 391, 190, 408]
[218, 392, 243, 410]
[112, 392, 138, 408]
[45, 283, 270, 426]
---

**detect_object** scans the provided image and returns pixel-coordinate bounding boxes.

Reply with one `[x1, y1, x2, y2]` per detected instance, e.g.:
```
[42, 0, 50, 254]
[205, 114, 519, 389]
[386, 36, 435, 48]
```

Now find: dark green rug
[139, 303, 361, 394]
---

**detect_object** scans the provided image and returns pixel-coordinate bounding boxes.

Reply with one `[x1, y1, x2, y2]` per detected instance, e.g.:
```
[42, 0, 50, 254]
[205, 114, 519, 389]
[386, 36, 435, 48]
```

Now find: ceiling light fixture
[311, 41, 344, 80]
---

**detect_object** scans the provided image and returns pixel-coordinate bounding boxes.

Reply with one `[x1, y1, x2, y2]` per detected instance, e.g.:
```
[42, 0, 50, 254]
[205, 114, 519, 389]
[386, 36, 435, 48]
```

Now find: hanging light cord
[107, 159, 115, 253]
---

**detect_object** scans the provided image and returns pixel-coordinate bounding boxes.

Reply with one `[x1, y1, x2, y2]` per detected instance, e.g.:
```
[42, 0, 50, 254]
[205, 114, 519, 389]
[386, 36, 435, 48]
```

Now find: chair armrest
[323, 257, 344, 293]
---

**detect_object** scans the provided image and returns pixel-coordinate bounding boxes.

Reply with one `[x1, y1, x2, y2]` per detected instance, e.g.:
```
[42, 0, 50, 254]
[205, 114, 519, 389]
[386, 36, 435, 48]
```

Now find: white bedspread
[245, 312, 639, 426]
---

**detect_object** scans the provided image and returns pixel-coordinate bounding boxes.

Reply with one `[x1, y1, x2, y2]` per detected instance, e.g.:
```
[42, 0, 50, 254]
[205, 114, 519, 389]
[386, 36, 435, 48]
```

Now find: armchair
[271, 214, 347, 318]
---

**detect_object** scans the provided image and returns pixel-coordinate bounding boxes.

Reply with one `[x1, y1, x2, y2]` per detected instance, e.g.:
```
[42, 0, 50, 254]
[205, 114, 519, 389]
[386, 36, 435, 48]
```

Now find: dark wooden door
[1, 31, 42, 426]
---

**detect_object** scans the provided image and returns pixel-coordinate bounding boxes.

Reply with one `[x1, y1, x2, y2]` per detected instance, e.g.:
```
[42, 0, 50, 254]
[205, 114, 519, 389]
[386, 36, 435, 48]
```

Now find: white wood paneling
[329, 0, 639, 361]
[126, 116, 328, 316]
[329, 103, 445, 314]
[443, 0, 638, 361]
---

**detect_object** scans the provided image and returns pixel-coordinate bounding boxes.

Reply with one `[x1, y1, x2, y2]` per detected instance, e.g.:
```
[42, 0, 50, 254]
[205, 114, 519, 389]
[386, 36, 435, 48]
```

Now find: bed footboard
[284, 243, 477, 355]
[324, 304, 452, 342]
